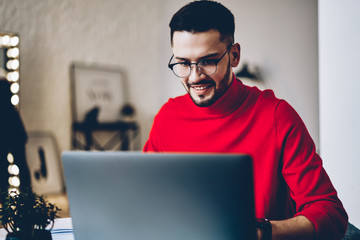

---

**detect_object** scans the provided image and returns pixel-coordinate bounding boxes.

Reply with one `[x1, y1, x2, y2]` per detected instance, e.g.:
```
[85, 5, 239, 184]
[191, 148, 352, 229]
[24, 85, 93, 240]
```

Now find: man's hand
[257, 215, 315, 240]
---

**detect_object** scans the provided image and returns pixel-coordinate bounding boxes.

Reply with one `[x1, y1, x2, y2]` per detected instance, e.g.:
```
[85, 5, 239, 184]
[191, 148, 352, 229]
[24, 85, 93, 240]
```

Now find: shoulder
[257, 87, 281, 105]
[241, 83, 301, 123]
[237, 78, 280, 103]
[274, 100, 305, 126]
[240, 83, 304, 132]
[241, 82, 282, 114]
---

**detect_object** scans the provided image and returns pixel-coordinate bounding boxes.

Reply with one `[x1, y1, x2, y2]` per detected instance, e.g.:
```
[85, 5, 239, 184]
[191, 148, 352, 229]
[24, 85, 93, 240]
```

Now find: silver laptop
[62, 151, 256, 240]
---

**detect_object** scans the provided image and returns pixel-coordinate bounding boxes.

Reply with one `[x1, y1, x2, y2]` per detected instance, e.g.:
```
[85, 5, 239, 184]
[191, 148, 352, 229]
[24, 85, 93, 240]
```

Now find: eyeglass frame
[168, 45, 232, 78]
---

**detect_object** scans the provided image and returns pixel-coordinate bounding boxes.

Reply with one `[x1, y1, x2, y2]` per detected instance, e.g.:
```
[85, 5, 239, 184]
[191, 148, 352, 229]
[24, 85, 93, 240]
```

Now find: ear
[230, 43, 241, 68]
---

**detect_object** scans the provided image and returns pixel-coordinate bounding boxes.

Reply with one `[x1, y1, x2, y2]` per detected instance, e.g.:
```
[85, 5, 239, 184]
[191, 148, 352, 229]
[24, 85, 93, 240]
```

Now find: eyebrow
[174, 52, 221, 62]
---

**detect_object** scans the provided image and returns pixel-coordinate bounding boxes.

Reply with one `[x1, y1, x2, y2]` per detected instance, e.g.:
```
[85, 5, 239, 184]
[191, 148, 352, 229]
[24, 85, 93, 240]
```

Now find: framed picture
[25, 131, 65, 195]
[70, 63, 127, 123]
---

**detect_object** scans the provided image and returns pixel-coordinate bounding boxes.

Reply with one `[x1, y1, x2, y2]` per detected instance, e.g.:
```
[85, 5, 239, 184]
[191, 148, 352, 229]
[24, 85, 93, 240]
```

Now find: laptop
[62, 151, 256, 240]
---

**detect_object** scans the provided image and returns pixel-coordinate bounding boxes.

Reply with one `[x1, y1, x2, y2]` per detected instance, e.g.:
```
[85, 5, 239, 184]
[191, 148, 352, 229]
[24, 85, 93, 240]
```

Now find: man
[144, 1, 348, 239]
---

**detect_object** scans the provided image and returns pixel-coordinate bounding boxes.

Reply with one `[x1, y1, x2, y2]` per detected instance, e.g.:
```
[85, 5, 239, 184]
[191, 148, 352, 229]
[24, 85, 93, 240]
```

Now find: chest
[157, 110, 275, 154]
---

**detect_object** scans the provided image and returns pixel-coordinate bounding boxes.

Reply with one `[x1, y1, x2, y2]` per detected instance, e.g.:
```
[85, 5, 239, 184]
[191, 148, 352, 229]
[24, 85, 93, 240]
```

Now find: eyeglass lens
[173, 62, 217, 78]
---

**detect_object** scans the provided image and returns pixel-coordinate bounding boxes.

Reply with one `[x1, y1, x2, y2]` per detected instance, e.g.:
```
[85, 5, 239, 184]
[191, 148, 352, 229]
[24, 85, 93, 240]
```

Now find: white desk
[0, 218, 74, 240]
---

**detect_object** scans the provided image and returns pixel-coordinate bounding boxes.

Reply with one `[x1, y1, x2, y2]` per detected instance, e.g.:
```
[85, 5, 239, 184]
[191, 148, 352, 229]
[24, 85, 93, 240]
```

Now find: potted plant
[0, 188, 61, 240]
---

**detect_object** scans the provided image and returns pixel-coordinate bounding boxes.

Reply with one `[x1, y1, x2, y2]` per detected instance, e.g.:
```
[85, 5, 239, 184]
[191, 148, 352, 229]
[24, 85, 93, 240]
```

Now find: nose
[188, 64, 206, 83]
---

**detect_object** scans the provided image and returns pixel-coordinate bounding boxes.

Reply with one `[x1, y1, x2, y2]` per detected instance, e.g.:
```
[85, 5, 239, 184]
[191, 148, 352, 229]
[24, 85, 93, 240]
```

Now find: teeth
[193, 85, 209, 90]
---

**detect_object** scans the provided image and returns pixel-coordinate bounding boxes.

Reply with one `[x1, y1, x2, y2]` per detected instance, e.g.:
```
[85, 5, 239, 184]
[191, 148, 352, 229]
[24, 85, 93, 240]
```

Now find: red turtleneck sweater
[144, 76, 348, 240]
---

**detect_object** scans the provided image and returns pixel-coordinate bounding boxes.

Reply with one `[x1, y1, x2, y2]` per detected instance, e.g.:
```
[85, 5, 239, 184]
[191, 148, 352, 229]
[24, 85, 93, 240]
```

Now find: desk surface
[0, 218, 74, 240]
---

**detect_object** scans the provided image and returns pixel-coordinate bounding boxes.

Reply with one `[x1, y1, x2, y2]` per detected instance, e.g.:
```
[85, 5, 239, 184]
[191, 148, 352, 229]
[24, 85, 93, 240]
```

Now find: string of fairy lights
[0, 33, 20, 107]
[7, 153, 21, 192]
[0, 32, 21, 193]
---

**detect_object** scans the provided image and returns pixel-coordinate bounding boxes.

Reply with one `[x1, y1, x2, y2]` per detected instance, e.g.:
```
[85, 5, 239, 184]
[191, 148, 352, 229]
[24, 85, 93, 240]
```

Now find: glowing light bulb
[9, 176, 20, 187]
[7, 71, 19, 81]
[11, 95, 19, 106]
[10, 36, 19, 46]
[7, 48, 19, 58]
[10, 83, 20, 94]
[8, 164, 20, 175]
[7, 59, 19, 70]
[0, 35, 10, 46]
[7, 153, 14, 163]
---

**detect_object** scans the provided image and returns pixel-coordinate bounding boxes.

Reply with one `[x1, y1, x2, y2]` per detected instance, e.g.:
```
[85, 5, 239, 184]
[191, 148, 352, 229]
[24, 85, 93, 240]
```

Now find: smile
[192, 85, 211, 90]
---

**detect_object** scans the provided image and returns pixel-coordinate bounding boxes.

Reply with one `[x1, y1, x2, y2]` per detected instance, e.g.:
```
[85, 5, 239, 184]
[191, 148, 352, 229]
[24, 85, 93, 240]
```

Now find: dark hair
[169, 1, 235, 46]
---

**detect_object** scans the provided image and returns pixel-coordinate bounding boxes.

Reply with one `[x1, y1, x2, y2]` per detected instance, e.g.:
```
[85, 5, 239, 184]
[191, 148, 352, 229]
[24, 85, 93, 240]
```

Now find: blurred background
[0, 0, 359, 227]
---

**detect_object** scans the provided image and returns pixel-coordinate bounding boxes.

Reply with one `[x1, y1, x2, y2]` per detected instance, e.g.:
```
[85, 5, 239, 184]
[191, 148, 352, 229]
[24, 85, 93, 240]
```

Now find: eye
[198, 59, 216, 67]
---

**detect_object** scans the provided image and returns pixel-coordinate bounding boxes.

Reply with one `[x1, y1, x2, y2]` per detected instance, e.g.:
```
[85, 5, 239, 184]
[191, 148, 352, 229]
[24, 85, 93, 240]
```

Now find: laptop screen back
[62, 151, 256, 240]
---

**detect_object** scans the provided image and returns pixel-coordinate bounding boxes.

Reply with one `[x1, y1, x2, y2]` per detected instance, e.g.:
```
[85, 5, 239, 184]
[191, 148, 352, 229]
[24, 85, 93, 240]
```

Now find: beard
[186, 60, 232, 107]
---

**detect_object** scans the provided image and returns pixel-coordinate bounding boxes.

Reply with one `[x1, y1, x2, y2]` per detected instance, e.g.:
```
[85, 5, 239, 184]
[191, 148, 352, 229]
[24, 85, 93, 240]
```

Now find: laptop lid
[62, 151, 256, 240]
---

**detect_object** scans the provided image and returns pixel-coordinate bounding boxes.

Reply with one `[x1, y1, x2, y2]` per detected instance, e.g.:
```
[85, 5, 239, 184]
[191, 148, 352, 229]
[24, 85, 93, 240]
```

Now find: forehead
[172, 30, 227, 59]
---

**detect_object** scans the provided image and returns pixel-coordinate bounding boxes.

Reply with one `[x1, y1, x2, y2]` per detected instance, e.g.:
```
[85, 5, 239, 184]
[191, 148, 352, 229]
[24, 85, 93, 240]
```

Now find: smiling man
[143, 1, 348, 240]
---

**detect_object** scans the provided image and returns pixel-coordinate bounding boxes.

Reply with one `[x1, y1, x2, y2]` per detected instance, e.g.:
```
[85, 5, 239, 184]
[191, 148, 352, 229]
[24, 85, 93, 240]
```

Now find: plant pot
[5, 235, 22, 240]
[5, 230, 52, 240]
[5, 234, 22, 240]
[5, 231, 29, 240]
[32, 229, 52, 240]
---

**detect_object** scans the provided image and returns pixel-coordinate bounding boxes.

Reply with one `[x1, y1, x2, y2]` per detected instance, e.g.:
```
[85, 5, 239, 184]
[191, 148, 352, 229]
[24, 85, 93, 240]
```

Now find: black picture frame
[25, 131, 65, 195]
[70, 63, 128, 124]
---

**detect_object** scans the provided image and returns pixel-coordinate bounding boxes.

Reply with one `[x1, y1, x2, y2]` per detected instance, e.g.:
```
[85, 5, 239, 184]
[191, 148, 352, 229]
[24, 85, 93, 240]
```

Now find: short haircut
[169, 1, 235, 46]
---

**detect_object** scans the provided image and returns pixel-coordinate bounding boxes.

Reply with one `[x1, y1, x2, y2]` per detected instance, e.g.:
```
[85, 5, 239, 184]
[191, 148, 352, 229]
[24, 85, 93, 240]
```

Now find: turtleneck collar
[188, 74, 247, 118]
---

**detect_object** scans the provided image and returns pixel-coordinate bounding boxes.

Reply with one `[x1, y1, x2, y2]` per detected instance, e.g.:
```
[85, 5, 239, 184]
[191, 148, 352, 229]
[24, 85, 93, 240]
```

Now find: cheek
[215, 63, 227, 76]
[212, 71, 226, 86]
[214, 62, 231, 86]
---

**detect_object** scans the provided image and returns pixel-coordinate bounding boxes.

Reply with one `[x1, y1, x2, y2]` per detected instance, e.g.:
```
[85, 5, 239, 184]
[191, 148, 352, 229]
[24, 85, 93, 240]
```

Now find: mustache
[187, 79, 215, 87]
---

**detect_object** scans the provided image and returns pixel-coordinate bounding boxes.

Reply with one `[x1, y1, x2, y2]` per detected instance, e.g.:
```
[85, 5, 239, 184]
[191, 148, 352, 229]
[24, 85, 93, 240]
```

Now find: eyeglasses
[168, 47, 231, 78]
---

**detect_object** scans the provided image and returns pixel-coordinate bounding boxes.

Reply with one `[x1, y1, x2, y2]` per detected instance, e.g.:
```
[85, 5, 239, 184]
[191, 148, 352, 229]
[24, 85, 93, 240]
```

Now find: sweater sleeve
[143, 138, 157, 152]
[274, 100, 348, 240]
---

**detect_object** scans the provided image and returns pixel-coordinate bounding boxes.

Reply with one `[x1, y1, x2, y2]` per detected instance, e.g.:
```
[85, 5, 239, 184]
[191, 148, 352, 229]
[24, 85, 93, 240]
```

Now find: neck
[190, 74, 246, 117]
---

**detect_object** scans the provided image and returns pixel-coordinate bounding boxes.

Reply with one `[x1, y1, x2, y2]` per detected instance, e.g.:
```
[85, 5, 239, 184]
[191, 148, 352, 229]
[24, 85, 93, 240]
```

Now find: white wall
[319, 0, 360, 227]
